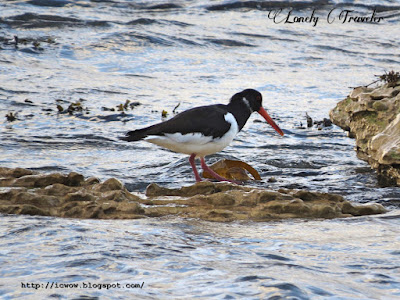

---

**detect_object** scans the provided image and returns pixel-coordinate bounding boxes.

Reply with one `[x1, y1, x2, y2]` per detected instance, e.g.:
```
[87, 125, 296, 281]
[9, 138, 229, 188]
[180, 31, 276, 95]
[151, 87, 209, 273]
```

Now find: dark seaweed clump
[378, 70, 400, 87]
[363, 70, 400, 88]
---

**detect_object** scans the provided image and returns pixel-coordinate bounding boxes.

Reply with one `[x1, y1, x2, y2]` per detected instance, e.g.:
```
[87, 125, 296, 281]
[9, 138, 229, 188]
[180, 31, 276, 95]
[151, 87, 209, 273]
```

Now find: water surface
[1, 213, 400, 299]
[1, 0, 400, 298]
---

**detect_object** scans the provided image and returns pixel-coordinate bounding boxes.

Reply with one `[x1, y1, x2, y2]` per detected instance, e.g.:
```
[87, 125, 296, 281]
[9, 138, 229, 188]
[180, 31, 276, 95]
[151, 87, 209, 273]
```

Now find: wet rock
[370, 114, 400, 165]
[63, 191, 95, 202]
[190, 192, 237, 206]
[0, 167, 388, 221]
[100, 190, 141, 203]
[0, 167, 35, 178]
[204, 210, 235, 222]
[93, 178, 124, 192]
[146, 181, 247, 197]
[13, 173, 66, 188]
[342, 202, 387, 216]
[144, 182, 386, 221]
[4, 171, 87, 188]
[41, 183, 75, 196]
[17, 205, 50, 216]
[202, 159, 261, 181]
[349, 86, 373, 99]
[369, 86, 394, 100]
[0, 167, 144, 219]
[84, 177, 101, 185]
[330, 81, 400, 186]
[66, 172, 85, 186]
[115, 202, 144, 214]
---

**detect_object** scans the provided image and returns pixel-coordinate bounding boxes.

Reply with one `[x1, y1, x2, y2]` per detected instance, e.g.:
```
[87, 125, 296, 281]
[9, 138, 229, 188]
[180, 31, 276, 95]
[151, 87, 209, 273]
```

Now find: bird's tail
[119, 128, 149, 142]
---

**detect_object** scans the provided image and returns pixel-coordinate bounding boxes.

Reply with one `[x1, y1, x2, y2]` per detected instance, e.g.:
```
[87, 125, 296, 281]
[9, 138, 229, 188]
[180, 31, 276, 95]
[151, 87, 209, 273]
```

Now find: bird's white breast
[144, 112, 239, 157]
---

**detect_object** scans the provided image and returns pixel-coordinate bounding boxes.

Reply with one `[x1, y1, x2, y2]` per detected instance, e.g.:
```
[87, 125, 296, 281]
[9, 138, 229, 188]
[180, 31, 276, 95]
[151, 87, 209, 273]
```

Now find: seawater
[1, 214, 400, 299]
[0, 0, 400, 299]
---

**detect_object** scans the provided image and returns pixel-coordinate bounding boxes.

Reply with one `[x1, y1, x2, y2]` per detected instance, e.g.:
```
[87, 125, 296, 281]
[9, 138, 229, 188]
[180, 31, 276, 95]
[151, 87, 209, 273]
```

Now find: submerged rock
[330, 81, 400, 186]
[0, 167, 387, 221]
[202, 159, 261, 181]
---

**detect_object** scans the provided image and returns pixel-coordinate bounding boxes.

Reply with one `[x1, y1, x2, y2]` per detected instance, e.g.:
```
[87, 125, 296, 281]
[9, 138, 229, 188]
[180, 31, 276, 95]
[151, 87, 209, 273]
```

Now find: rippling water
[1, 0, 400, 298]
[1, 214, 400, 299]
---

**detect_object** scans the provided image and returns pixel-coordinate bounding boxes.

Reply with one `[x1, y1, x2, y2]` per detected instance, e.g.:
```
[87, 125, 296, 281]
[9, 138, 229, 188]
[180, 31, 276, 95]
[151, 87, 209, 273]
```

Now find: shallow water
[1, 0, 400, 298]
[1, 213, 400, 299]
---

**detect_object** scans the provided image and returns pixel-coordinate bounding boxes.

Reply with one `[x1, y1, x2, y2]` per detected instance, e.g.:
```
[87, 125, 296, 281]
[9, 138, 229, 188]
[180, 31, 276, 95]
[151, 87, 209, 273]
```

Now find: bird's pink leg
[200, 157, 239, 184]
[189, 154, 202, 182]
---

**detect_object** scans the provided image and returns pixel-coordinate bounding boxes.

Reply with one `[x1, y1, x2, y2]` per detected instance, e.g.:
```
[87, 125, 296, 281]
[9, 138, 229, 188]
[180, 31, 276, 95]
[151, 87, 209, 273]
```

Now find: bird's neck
[227, 102, 252, 132]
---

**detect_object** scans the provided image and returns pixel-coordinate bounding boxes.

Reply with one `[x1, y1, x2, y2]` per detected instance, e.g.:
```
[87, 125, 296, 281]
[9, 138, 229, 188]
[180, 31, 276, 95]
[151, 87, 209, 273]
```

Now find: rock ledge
[0, 167, 387, 221]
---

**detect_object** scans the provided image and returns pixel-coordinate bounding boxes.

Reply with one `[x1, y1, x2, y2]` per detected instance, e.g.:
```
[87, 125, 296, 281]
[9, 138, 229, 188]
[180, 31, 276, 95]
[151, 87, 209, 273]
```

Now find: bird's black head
[228, 88, 284, 136]
[229, 88, 263, 113]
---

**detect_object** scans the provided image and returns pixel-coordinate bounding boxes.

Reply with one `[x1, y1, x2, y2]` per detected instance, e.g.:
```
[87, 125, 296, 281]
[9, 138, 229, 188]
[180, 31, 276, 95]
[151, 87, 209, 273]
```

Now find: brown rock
[66, 172, 85, 186]
[370, 114, 400, 166]
[146, 181, 249, 197]
[18, 204, 49, 216]
[342, 201, 387, 216]
[330, 82, 400, 186]
[204, 209, 234, 222]
[94, 178, 124, 192]
[0, 167, 389, 221]
[191, 192, 236, 207]
[0, 167, 36, 178]
[63, 191, 95, 202]
[257, 191, 282, 203]
[0, 204, 49, 216]
[349, 87, 372, 99]
[84, 177, 100, 185]
[40, 183, 76, 196]
[13, 173, 66, 188]
[99, 190, 141, 202]
[116, 202, 144, 214]
[202, 159, 261, 181]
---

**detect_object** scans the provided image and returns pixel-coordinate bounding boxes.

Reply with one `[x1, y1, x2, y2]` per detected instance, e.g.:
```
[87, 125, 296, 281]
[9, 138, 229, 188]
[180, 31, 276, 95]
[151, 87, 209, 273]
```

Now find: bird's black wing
[121, 104, 232, 142]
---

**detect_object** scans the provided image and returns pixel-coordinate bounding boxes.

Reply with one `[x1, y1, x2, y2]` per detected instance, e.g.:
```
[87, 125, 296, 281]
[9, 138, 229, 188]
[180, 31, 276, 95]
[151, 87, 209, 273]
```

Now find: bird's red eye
[256, 95, 262, 102]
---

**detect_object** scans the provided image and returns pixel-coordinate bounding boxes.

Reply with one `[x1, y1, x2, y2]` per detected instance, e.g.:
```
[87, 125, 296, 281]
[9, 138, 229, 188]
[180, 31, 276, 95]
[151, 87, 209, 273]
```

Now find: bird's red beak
[258, 107, 284, 136]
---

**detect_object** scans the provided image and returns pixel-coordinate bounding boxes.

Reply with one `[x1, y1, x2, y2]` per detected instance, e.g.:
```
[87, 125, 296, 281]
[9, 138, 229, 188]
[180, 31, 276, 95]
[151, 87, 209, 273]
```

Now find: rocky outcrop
[0, 167, 143, 219]
[330, 82, 400, 186]
[0, 167, 386, 221]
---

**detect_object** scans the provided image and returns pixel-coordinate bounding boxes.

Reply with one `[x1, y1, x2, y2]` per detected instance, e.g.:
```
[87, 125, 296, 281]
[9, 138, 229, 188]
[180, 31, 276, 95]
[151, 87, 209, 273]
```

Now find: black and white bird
[120, 89, 284, 182]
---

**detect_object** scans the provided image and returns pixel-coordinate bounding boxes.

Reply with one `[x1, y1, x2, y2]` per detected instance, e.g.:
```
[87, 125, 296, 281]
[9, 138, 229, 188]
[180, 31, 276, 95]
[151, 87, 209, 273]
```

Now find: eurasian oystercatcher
[121, 89, 284, 182]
